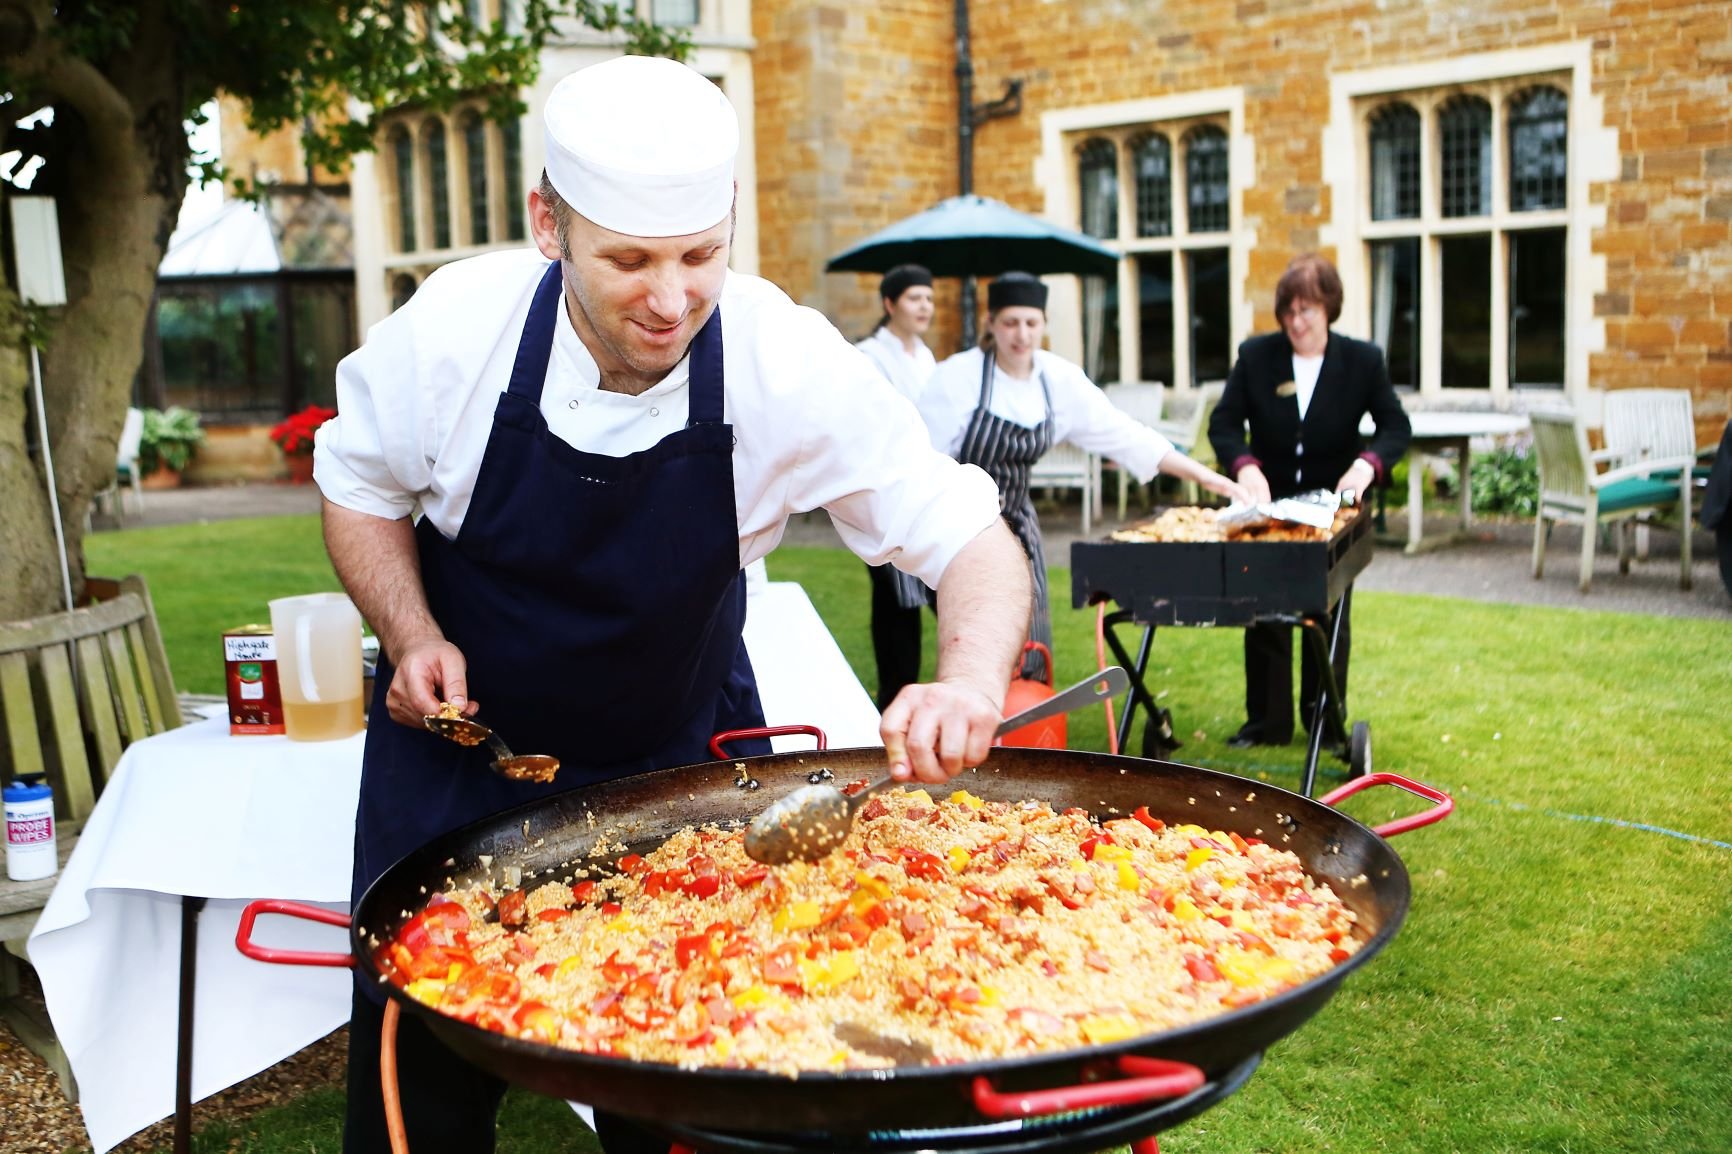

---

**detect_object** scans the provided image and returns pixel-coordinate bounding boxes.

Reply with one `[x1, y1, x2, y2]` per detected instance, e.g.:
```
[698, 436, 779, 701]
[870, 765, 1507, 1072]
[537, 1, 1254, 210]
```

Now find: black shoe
[1227, 723, 1291, 749]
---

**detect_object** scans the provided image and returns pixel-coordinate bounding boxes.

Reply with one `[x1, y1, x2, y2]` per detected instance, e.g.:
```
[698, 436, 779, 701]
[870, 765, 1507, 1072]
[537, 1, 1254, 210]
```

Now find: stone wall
[751, 0, 1731, 436]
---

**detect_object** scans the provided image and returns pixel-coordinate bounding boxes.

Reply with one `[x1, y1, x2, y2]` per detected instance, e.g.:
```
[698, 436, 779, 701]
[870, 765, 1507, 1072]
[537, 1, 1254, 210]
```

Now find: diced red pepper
[682, 873, 722, 899]
[571, 880, 598, 903]
[1132, 805, 1166, 834]
[1184, 954, 1222, 982]
[618, 853, 648, 875]
[900, 849, 945, 881]
[763, 943, 802, 986]
[732, 864, 769, 888]
[600, 901, 623, 916]
[536, 908, 569, 923]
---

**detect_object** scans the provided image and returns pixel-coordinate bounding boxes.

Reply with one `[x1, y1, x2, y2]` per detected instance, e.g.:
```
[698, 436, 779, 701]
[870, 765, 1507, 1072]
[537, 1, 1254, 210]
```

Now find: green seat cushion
[1599, 476, 1681, 513]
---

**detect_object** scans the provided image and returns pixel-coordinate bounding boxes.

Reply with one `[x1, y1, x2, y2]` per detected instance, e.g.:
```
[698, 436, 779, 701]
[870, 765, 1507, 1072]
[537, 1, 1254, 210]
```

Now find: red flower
[270, 404, 338, 456]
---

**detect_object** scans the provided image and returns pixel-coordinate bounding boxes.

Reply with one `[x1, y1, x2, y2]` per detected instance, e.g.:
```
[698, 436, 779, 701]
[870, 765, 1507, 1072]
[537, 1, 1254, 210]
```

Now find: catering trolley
[1070, 504, 1376, 797]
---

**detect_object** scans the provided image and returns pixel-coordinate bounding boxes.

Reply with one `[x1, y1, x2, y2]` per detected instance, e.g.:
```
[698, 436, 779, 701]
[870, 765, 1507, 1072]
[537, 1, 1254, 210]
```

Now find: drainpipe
[954, 0, 1023, 348]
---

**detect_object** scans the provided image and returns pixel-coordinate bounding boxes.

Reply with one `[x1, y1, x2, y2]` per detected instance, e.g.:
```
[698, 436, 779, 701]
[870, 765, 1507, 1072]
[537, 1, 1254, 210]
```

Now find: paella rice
[376, 785, 1361, 1075]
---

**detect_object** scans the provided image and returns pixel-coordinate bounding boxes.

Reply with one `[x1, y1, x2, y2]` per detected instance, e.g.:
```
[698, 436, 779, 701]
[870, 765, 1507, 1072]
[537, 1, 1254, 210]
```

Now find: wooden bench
[1, 574, 181, 1096]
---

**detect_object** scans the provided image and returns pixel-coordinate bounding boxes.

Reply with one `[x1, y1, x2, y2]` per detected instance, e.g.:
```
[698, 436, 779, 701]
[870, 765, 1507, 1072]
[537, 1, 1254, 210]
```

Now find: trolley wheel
[1142, 707, 1183, 760]
[1348, 721, 1371, 779]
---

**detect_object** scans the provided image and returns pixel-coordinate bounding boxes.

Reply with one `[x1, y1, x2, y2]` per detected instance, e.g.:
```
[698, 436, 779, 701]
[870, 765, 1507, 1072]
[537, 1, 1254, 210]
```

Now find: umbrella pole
[955, 0, 979, 346]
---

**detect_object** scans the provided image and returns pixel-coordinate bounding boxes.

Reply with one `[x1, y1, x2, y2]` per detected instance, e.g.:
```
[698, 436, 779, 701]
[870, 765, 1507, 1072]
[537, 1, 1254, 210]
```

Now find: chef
[313, 55, 1031, 1154]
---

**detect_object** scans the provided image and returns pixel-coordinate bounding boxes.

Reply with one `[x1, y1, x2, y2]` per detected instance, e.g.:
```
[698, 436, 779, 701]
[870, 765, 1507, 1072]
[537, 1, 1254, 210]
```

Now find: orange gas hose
[382, 999, 410, 1154]
[1095, 604, 1120, 755]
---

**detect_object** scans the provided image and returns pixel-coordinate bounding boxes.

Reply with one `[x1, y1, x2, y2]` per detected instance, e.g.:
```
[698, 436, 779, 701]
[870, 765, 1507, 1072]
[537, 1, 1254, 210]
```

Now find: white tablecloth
[1362, 410, 1530, 552]
[29, 580, 881, 1154]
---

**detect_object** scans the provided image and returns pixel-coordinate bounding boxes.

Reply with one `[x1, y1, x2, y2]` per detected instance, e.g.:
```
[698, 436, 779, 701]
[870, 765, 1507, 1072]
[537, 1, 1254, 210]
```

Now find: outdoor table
[28, 579, 883, 1154]
[1364, 410, 1530, 553]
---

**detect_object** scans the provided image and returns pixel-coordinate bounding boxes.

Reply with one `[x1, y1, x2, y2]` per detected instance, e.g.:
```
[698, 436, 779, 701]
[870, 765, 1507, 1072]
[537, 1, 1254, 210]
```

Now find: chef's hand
[880, 679, 1003, 785]
[1335, 458, 1376, 497]
[1202, 472, 1255, 506]
[387, 636, 479, 728]
[1235, 463, 1273, 506]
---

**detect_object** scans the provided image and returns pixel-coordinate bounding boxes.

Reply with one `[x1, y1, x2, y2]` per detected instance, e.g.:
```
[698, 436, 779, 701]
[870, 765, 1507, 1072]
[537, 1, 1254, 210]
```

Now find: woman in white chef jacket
[919, 272, 1249, 679]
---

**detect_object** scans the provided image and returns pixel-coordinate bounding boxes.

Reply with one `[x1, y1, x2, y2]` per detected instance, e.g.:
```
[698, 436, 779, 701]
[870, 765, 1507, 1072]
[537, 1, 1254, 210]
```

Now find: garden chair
[1529, 410, 1692, 592]
[1, 573, 182, 1094]
[1101, 382, 1166, 518]
[1602, 388, 1705, 559]
[1028, 442, 1101, 535]
[89, 407, 145, 525]
[1152, 382, 1226, 504]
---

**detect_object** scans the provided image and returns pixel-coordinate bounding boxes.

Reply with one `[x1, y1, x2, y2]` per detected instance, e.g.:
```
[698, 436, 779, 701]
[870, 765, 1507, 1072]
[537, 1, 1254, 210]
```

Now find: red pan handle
[235, 898, 356, 967]
[1318, 772, 1454, 838]
[708, 725, 827, 759]
[972, 1055, 1205, 1117]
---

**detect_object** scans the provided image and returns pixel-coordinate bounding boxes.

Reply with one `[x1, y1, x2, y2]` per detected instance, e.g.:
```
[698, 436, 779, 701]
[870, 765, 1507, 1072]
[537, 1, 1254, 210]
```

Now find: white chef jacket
[314, 250, 1000, 587]
[855, 326, 937, 404]
[918, 347, 1175, 483]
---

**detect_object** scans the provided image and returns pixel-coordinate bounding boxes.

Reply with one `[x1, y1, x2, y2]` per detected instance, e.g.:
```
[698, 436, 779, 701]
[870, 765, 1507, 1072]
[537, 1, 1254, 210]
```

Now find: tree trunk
[0, 1, 186, 620]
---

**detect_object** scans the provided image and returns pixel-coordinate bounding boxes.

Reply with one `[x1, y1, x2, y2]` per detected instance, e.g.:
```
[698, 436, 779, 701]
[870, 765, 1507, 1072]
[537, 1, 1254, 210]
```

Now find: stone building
[351, 0, 1731, 438]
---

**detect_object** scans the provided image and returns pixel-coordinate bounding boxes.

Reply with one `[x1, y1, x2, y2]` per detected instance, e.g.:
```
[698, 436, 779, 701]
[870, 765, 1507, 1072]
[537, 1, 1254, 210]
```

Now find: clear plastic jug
[268, 592, 365, 741]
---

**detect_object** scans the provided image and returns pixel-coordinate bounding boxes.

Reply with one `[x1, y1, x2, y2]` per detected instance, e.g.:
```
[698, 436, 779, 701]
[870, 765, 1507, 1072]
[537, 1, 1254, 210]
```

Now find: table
[1364, 411, 1529, 553]
[28, 580, 882, 1154]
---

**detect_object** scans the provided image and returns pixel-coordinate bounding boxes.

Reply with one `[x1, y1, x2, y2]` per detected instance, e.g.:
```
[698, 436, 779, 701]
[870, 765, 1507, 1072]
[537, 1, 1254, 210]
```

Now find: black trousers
[867, 562, 923, 711]
[1241, 600, 1352, 744]
[343, 990, 670, 1154]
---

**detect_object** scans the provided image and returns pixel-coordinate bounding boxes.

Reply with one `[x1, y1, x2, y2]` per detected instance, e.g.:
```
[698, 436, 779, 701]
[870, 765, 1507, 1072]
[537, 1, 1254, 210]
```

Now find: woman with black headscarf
[920, 272, 1248, 679]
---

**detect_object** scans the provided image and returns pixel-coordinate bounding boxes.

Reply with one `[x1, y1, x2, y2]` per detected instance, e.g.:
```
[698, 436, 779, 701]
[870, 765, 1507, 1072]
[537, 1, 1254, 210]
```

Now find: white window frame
[1037, 89, 1252, 394]
[1323, 42, 1617, 402]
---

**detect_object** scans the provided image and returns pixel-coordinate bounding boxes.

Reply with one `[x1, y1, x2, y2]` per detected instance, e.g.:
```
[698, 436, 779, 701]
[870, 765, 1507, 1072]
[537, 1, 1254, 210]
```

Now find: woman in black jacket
[1208, 253, 1411, 748]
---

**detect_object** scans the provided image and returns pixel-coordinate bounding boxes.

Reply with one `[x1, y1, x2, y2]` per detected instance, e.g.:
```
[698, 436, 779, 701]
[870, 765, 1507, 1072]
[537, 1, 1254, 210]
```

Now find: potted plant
[269, 404, 337, 484]
[138, 406, 206, 488]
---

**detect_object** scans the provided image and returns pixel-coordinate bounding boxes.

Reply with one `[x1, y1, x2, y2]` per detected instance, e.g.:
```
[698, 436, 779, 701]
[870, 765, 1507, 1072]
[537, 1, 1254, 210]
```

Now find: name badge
[1275, 381, 1298, 398]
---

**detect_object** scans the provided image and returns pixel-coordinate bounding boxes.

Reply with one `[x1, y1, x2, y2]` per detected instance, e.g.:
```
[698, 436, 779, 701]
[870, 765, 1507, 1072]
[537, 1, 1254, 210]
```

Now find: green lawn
[85, 517, 1732, 1154]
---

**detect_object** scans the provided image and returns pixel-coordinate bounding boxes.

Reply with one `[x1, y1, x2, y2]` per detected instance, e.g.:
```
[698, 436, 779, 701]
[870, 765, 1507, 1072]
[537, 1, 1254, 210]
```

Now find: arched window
[1509, 87, 1567, 211]
[502, 118, 525, 241]
[423, 121, 451, 250]
[1368, 103, 1421, 221]
[391, 274, 418, 312]
[462, 112, 490, 246]
[1439, 96, 1492, 218]
[1076, 138, 1118, 240]
[1131, 132, 1171, 238]
[1183, 126, 1229, 233]
[390, 127, 416, 253]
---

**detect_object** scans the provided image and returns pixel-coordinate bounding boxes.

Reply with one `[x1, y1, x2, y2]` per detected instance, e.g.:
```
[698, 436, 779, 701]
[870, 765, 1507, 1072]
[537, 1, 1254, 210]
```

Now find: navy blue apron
[352, 262, 768, 952]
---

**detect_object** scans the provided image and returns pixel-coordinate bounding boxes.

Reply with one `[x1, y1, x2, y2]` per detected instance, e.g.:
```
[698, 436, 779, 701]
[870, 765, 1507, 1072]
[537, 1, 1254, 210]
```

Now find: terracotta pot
[139, 464, 183, 490]
[284, 453, 316, 485]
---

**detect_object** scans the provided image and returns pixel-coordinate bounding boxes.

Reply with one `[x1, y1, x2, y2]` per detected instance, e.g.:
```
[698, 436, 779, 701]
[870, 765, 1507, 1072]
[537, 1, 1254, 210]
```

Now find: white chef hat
[543, 55, 739, 238]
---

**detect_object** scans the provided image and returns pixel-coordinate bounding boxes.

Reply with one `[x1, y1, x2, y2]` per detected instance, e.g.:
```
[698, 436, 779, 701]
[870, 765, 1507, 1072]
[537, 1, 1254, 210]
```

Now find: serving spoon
[743, 666, 1129, 865]
[422, 713, 561, 783]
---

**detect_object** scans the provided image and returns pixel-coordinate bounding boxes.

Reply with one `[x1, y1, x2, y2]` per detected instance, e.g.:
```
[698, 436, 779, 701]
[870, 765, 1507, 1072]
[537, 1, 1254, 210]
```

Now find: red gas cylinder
[997, 642, 1065, 749]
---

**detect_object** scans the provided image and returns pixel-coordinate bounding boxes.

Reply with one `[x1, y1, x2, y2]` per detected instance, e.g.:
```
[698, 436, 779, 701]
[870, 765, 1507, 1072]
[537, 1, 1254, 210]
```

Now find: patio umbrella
[825, 194, 1118, 279]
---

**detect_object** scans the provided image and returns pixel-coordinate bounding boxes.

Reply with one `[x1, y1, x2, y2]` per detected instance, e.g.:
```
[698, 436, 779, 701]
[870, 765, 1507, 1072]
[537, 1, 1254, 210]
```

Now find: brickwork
[751, 0, 1731, 437]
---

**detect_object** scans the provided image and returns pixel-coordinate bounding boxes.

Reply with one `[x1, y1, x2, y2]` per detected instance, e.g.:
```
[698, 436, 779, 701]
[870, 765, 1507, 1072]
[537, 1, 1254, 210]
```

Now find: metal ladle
[743, 666, 1129, 865]
[422, 714, 561, 783]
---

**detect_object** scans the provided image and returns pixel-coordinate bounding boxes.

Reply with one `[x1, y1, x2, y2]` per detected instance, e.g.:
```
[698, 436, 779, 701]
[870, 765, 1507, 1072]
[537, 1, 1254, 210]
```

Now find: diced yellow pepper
[1080, 1014, 1139, 1044]
[905, 789, 933, 806]
[1215, 948, 1298, 989]
[405, 978, 447, 1006]
[1174, 823, 1208, 837]
[711, 1035, 736, 1059]
[1171, 896, 1201, 922]
[605, 915, 636, 934]
[798, 949, 861, 993]
[555, 955, 585, 980]
[1068, 858, 1088, 872]
[1230, 910, 1255, 930]
[732, 985, 788, 1011]
[854, 871, 892, 899]
[849, 889, 880, 915]
[1093, 842, 1132, 862]
[773, 900, 823, 933]
[947, 846, 973, 873]
[1117, 861, 1140, 891]
[950, 789, 985, 810]
[977, 985, 1002, 1007]
[1185, 847, 1214, 871]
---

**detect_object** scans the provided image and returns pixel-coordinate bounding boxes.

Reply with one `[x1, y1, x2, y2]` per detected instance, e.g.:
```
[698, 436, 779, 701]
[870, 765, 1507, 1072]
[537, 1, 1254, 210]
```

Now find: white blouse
[917, 347, 1174, 483]
[854, 327, 937, 404]
[313, 249, 1001, 587]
